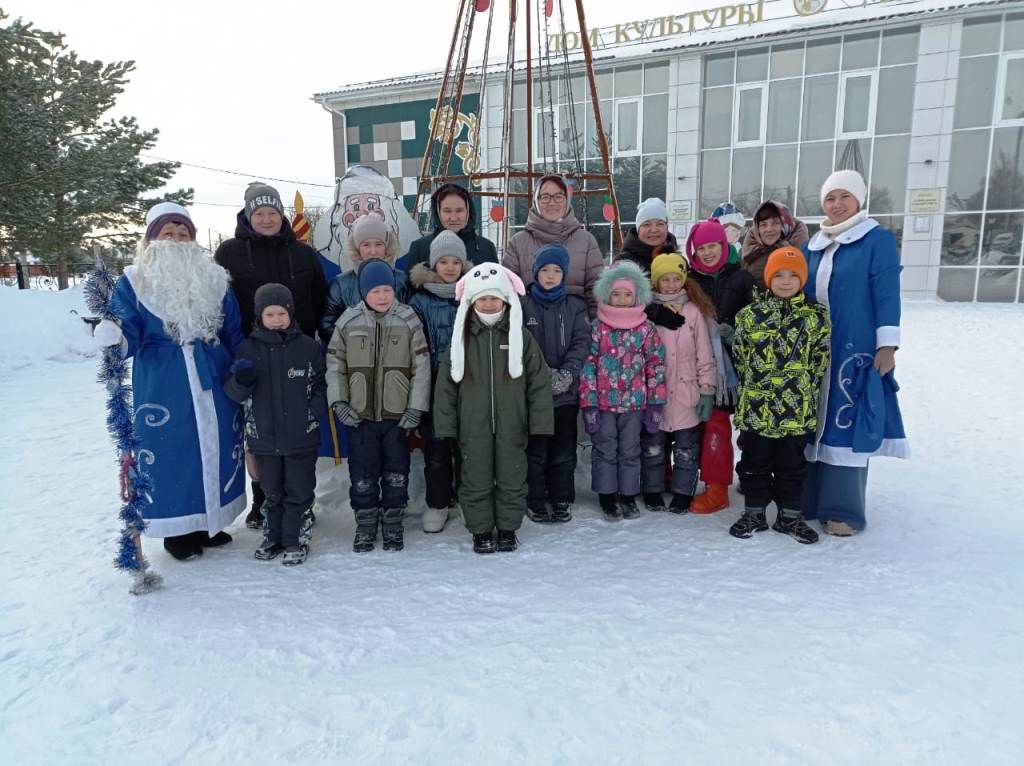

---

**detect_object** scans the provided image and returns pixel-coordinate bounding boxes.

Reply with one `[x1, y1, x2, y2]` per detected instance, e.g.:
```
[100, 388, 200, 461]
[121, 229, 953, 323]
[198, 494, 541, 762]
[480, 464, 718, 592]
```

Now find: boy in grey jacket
[327, 260, 430, 552]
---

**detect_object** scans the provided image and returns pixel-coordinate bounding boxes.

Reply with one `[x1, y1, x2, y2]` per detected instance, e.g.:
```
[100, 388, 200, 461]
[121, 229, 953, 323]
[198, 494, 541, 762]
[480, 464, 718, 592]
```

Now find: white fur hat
[449, 263, 526, 383]
[820, 169, 867, 208]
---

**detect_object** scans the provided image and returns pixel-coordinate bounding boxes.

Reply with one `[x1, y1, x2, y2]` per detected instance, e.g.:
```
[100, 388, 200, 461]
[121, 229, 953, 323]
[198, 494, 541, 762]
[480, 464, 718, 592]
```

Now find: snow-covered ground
[2, 285, 1023, 765]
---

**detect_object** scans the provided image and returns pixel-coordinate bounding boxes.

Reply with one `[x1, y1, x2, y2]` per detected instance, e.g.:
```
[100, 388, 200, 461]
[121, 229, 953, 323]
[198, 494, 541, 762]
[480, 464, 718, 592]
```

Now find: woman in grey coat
[502, 174, 606, 317]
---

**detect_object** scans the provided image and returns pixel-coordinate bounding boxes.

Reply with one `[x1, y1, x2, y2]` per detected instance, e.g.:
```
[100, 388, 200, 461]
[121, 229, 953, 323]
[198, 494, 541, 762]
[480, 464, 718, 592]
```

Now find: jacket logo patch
[525, 317, 539, 326]
[287, 367, 307, 378]
[500, 344, 509, 350]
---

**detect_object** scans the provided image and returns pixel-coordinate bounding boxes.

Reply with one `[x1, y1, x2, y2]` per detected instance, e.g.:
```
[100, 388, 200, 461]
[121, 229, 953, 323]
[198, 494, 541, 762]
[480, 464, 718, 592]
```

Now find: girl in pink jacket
[579, 260, 667, 521]
[640, 253, 717, 513]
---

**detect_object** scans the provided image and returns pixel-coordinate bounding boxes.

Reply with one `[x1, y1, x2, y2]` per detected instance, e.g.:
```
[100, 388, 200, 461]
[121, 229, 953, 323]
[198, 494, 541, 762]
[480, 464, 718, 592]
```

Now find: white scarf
[819, 210, 868, 239]
[474, 308, 504, 326]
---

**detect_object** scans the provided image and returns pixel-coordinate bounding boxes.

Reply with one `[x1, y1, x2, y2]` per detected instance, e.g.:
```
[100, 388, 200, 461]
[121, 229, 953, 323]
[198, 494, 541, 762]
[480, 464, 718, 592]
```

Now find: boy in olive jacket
[433, 264, 553, 554]
[327, 260, 430, 553]
[730, 247, 830, 544]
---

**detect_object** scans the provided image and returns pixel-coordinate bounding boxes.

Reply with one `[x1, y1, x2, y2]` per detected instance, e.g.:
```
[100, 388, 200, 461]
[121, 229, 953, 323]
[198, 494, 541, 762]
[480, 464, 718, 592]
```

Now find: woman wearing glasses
[503, 174, 605, 317]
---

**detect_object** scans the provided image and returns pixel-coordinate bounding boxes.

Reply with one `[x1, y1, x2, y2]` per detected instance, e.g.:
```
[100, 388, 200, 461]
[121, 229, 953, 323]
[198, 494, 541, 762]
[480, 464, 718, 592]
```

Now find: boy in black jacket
[225, 283, 327, 566]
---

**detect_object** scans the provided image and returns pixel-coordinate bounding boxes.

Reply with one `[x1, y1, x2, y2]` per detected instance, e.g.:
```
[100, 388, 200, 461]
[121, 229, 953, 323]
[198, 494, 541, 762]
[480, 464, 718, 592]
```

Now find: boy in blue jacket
[521, 244, 591, 523]
[408, 231, 472, 533]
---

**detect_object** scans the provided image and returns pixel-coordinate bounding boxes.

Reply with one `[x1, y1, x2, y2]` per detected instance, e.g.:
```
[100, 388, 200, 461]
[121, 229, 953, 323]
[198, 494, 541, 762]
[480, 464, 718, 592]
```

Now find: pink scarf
[597, 303, 647, 330]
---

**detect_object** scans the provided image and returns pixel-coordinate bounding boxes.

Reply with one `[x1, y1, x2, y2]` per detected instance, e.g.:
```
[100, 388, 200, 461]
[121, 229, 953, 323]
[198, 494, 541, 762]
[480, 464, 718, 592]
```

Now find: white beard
[132, 240, 230, 344]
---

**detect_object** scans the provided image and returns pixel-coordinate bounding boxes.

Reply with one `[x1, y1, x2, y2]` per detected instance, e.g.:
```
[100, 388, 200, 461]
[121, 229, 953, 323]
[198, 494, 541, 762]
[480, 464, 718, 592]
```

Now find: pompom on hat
[448, 264, 526, 383]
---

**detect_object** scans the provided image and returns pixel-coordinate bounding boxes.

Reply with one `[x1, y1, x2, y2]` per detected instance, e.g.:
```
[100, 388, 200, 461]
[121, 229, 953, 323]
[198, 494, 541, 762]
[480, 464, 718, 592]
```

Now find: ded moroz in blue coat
[803, 218, 909, 468]
[109, 267, 247, 537]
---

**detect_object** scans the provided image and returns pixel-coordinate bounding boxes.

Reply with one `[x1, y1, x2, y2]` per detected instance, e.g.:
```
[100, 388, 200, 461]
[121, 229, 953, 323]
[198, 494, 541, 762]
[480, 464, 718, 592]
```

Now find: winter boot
[496, 529, 519, 552]
[774, 512, 820, 544]
[729, 507, 769, 539]
[619, 494, 641, 519]
[473, 532, 496, 554]
[526, 504, 553, 524]
[690, 483, 729, 514]
[255, 539, 285, 560]
[551, 502, 573, 523]
[352, 527, 377, 553]
[245, 480, 265, 529]
[643, 492, 667, 512]
[299, 507, 316, 545]
[669, 493, 692, 514]
[382, 527, 405, 552]
[422, 506, 449, 533]
[163, 534, 202, 561]
[599, 493, 622, 521]
[201, 531, 232, 547]
[824, 520, 857, 537]
[281, 545, 308, 566]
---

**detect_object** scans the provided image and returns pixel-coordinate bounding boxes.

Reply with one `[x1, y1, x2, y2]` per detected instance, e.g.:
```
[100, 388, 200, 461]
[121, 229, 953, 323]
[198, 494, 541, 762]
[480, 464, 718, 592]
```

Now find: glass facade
[699, 27, 919, 253]
[509, 62, 669, 255]
[941, 12, 1024, 302]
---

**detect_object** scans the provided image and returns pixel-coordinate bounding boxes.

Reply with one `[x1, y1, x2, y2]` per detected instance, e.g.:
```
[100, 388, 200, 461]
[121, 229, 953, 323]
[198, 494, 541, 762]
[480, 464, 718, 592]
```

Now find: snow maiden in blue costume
[93, 203, 246, 560]
[802, 170, 909, 536]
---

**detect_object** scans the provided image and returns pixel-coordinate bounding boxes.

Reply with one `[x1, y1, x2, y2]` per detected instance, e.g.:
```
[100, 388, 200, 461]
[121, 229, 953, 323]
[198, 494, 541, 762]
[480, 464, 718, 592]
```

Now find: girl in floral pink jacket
[640, 252, 717, 514]
[579, 260, 667, 521]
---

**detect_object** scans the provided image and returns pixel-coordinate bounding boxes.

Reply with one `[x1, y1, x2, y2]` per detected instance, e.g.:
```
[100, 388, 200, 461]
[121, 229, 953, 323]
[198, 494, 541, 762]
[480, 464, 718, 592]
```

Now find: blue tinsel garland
[84, 261, 157, 576]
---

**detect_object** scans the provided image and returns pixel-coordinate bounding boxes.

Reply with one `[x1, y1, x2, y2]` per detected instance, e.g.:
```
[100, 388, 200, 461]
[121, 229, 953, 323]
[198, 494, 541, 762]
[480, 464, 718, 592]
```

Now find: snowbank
[2, 300, 1023, 764]
[0, 285, 96, 373]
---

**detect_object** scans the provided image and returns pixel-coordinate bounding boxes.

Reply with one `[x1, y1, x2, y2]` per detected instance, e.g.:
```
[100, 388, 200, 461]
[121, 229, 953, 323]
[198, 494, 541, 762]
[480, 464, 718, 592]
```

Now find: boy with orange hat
[729, 246, 830, 544]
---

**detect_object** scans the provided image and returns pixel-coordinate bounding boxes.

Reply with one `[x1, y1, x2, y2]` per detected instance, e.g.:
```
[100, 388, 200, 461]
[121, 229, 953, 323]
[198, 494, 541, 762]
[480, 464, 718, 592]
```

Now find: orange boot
[690, 483, 729, 514]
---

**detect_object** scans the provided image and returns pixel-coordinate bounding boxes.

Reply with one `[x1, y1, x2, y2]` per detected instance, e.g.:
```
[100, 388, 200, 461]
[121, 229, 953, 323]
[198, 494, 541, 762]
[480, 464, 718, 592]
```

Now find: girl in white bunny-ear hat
[432, 263, 554, 554]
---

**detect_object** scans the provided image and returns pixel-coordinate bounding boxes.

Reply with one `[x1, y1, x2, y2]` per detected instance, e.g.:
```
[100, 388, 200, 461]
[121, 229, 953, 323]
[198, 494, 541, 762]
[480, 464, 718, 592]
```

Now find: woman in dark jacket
[215, 182, 329, 526]
[401, 183, 497, 271]
[616, 197, 679, 273]
[741, 200, 809, 289]
[215, 183, 328, 338]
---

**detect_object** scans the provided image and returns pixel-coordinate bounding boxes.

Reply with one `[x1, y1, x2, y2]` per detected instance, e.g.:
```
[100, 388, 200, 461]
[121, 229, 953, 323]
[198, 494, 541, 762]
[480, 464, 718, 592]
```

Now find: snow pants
[458, 431, 529, 534]
[699, 407, 734, 486]
[257, 449, 317, 548]
[737, 432, 806, 512]
[348, 420, 410, 532]
[591, 410, 642, 495]
[421, 416, 462, 511]
[526, 404, 579, 509]
[802, 461, 870, 531]
[641, 426, 701, 496]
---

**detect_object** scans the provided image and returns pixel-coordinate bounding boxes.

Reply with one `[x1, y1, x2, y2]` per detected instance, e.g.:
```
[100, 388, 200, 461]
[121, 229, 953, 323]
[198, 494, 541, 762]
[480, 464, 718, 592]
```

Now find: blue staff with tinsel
[85, 258, 163, 595]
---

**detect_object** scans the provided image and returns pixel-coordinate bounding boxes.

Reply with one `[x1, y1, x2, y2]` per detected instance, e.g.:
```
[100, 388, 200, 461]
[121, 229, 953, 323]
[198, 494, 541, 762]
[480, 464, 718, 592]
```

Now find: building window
[699, 26, 917, 222]
[946, 12, 1024, 302]
[734, 84, 768, 146]
[839, 71, 877, 138]
[997, 53, 1024, 125]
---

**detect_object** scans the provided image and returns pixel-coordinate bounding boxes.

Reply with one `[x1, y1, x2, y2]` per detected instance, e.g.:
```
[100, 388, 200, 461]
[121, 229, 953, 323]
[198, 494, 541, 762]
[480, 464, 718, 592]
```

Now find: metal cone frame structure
[416, 0, 623, 250]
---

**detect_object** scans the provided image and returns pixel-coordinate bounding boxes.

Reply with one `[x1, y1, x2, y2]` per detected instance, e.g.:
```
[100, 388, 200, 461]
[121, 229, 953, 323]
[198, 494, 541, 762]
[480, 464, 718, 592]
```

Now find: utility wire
[141, 154, 335, 188]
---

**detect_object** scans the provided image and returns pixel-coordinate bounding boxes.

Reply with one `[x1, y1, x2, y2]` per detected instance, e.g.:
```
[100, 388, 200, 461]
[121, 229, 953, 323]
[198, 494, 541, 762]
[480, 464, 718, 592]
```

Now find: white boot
[422, 506, 448, 533]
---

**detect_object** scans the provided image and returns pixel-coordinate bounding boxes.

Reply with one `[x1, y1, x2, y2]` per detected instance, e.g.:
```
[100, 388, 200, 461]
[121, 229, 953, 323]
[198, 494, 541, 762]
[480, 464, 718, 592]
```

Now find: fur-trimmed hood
[341, 218, 401, 273]
[593, 259, 652, 307]
[409, 260, 472, 289]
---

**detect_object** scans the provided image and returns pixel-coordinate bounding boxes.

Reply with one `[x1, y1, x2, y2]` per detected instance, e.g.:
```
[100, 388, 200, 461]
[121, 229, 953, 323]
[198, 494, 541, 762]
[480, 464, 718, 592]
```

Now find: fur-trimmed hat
[449, 263, 526, 383]
[594, 260, 652, 307]
[685, 219, 730, 275]
[144, 201, 196, 243]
